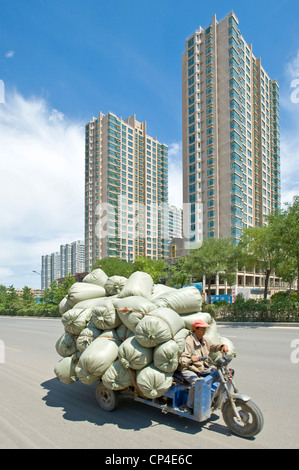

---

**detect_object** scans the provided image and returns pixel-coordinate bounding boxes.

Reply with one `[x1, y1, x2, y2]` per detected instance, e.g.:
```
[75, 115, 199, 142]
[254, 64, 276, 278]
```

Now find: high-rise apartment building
[182, 12, 281, 247]
[41, 240, 85, 289]
[85, 112, 170, 271]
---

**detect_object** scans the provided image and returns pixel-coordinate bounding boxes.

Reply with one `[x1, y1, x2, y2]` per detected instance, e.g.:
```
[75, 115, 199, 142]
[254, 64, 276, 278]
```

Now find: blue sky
[0, 0, 299, 289]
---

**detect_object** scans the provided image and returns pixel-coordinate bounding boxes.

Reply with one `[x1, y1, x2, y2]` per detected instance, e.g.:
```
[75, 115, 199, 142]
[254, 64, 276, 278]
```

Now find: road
[0, 316, 298, 450]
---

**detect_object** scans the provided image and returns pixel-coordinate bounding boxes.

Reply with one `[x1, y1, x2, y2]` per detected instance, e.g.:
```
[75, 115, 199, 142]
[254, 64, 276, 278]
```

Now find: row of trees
[1, 197, 298, 318]
[168, 196, 299, 303]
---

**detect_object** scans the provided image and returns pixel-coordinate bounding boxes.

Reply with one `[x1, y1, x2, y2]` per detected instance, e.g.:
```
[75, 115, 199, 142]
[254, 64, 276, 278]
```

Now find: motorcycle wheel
[222, 398, 264, 438]
[95, 382, 119, 411]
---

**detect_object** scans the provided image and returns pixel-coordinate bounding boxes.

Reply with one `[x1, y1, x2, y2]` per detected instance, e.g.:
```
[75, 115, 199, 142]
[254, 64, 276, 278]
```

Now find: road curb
[217, 321, 299, 328]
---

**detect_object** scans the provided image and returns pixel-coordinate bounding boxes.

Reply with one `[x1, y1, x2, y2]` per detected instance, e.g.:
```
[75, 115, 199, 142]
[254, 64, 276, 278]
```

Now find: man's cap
[191, 319, 210, 330]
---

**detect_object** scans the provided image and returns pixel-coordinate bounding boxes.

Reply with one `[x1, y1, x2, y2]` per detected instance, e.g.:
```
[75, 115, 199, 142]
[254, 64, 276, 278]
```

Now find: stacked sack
[54, 269, 236, 399]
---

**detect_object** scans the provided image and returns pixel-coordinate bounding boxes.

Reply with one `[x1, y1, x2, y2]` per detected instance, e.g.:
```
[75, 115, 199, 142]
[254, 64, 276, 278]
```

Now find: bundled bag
[180, 312, 212, 330]
[55, 332, 77, 357]
[72, 297, 114, 310]
[78, 335, 121, 378]
[54, 352, 80, 385]
[83, 269, 108, 287]
[134, 307, 185, 348]
[61, 308, 93, 336]
[151, 284, 175, 299]
[67, 282, 106, 307]
[104, 276, 127, 296]
[152, 286, 202, 314]
[118, 336, 153, 370]
[136, 363, 173, 398]
[118, 271, 154, 299]
[91, 298, 121, 330]
[210, 335, 237, 361]
[154, 340, 179, 373]
[75, 364, 99, 385]
[102, 360, 134, 391]
[114, 296, 156, 331]
[76, 322, 102, 353]
[205, 318, 220, 343]
[59, 296, 72, 315]
[174, 328, 190, 354]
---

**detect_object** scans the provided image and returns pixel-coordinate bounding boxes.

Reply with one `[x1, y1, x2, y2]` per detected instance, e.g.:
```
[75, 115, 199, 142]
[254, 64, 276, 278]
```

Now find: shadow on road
[41, 378, 231, 437]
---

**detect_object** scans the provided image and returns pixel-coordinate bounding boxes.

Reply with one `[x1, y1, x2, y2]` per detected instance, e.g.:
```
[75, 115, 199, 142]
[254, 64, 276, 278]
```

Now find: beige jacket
[178, 333, 223, 373]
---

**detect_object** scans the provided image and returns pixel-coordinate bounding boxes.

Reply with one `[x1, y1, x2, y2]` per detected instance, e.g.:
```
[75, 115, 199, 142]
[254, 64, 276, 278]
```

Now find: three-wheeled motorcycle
[95, 354, 264, 439]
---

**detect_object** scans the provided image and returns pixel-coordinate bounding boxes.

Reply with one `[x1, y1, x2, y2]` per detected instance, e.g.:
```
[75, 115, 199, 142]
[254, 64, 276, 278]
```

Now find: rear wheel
[95, 382, 119, 411]
[222, 398, 264, 438]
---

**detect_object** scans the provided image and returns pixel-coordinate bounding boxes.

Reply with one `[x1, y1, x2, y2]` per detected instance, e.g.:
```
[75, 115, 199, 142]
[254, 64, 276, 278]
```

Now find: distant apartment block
[182, 12, 281, 247]
[85, 112, 176, 271]
[41, 240, 85, 289]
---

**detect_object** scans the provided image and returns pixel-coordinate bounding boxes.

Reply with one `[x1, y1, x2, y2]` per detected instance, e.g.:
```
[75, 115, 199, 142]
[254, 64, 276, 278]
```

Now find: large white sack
[104, 276, 127, 296]
[136, 363, 173, 398]
[151, 284, 175, 299]
[76, 322, 102, 353]
[91, 298, 122, 330]
[154, 340, 179, 373]
[134, 307, 185, 348]
[205, 318, 220, 343]
[83, 269, 108, 287]
[152, 286, 202, 314]
[54, 352, 80, 385]
[210, 335, 237, 361]
[180, 312, 212, 330]
[72, 296, 115, 310]
[61, 308, 93, 336]
[75, 365, 99, 385]
[59, 296, 72, 315]
[174, 328, 190, 354]
[55, 332, 77, 358]
[102, 360, 134, 391]
[114, 296, 156, 331]
[118, 271, 154, 299]
[67, 282, 106, 307]
[118, 336, 153, 370]
[78, 335, 120, 378]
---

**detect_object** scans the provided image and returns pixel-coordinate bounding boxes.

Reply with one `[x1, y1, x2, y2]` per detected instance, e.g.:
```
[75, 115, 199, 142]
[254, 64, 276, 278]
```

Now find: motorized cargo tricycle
[95, 354, 264, 439]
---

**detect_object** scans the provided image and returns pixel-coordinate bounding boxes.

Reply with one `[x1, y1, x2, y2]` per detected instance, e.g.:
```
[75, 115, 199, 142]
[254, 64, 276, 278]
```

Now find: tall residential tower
[85, 112, 170, 271]
[182, 12, 280, 246]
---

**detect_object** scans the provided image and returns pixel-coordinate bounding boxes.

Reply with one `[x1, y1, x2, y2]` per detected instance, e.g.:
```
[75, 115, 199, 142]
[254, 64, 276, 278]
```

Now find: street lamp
[32, 270, 41, 276]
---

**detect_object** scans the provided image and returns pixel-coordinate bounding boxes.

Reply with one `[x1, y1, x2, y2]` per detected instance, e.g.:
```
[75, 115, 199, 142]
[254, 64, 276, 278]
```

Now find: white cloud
[168, 141, 182, 209]
[5, 50, 15, 59]
[280, 51, 299, 205]
[0, 91, 85, 288]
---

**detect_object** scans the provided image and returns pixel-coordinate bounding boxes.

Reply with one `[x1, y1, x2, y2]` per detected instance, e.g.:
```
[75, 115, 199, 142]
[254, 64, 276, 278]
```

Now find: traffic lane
[218, 324, 299, 447]
[0, 317, 298, 449]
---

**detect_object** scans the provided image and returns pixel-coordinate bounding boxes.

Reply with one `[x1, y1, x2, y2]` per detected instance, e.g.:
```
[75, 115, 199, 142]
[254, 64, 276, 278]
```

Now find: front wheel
[95, 382, 119, 411]
[222, 398, 264, 438]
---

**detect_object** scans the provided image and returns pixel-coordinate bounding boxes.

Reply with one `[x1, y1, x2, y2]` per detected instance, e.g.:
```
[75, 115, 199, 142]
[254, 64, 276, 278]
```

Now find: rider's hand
[191, 356, 198, 363]
[221, 345, 229, 354]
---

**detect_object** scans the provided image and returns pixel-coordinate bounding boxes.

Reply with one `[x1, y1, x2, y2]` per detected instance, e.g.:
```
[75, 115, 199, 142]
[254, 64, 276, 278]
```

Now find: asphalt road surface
[0, 316, 298, 450]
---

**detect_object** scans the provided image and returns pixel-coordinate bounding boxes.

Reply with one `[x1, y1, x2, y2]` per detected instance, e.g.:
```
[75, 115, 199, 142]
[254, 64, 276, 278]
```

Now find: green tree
[239, 225, 278, 299]
[22, 286, 35, 305]
[185, 238, 239, 303]
[167, 257, 191, 288]
[267, 196, 299, 301]
[40, 273, 76, 306]
[92, 258, 135, 278]
[134, 256, 167, 283]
